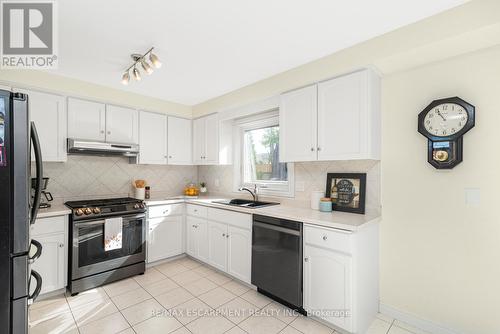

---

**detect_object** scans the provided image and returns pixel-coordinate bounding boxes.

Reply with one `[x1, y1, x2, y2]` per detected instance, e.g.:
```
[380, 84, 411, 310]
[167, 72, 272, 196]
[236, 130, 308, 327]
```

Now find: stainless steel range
[65, 197, 146, 295]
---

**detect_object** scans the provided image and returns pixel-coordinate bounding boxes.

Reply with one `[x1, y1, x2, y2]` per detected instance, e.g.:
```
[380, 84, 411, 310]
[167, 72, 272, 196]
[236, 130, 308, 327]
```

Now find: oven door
[72, 213, 146, 280]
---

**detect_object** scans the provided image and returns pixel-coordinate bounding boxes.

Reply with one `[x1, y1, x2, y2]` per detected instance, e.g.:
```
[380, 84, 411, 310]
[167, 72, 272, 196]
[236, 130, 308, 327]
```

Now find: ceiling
[53, 0, 468, 106]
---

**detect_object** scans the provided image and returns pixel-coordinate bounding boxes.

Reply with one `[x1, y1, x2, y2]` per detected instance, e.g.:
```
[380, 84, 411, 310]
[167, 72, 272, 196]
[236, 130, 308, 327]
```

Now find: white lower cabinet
[147, 204, 184, 263]
[186, 215, 209, 263]
[148, 216, 183, 263]
[227, 225, 252, 283]
[304, 243, 352, 331]
[208, 220, 228, 272]
[303, 224, 379, 334]
[31, 216, 68, 295]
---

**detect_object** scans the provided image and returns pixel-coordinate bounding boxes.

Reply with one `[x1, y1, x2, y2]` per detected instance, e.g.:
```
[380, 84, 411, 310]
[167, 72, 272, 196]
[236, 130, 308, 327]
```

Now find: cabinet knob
[226, 234, 229, 238]
[222, 233, 226, 237]
[59, 243, 64, 248]
[169, 156, 172, 159]
[317, 147, 321, 151]
[304, 257, 309, 262]
[100, 130, 104, 134]
[163, 210, 169, 214]
[310, 147, 314, 151]
[107, 131, 111, 135]
[193, 209, 197, 212]
[322, 235, 328, 241]
[192, 225, 196, 228]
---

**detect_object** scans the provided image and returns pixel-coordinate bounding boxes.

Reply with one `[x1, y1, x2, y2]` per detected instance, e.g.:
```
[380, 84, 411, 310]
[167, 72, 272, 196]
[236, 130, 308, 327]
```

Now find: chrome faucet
[238, 184, 258, 202]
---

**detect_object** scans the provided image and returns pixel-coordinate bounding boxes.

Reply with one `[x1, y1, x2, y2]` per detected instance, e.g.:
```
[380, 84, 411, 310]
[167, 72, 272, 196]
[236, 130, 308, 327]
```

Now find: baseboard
[379, 303, 463, 334]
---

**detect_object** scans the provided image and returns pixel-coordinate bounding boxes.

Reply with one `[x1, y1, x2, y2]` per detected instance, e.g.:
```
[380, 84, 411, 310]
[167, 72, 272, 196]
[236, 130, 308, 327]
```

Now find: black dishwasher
[252, 214, 304, 313]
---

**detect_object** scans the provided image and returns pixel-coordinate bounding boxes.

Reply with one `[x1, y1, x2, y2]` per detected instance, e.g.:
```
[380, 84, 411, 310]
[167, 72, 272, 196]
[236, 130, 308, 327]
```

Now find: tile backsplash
[199, 160, 381, 215]
[42, 155, 380, 215]
[42, 155, 198, 200]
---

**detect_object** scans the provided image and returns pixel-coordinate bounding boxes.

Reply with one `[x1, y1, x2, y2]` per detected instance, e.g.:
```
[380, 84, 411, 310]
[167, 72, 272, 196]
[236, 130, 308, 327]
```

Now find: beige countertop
[146, 195, 380, 232]
[36, 203, 72, 219]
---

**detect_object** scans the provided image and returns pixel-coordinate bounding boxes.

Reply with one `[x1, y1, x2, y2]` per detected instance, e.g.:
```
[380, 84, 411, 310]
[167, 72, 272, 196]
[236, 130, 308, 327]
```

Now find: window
[235, 110, 294, 197]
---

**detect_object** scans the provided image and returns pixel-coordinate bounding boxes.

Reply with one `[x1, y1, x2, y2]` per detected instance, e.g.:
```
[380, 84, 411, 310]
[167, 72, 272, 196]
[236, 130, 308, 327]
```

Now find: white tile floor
[29, 257, 428, 334]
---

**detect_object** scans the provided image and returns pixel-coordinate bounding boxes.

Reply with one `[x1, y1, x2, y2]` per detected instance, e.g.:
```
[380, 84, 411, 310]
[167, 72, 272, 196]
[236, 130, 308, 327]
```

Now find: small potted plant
[200, 182, 207, 193]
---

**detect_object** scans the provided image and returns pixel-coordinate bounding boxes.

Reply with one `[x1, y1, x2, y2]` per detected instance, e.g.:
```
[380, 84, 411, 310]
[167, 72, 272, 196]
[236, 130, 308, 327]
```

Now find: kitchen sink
[212, 199, 279, 209]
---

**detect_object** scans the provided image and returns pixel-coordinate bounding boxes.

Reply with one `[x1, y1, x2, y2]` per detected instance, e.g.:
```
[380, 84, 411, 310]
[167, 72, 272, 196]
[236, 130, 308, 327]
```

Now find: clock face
[423, 103, 468, 137]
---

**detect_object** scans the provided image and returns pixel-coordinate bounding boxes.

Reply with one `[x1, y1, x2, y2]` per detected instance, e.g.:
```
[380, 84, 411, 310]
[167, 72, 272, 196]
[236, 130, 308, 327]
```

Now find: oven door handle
[74, 213, 146, 226]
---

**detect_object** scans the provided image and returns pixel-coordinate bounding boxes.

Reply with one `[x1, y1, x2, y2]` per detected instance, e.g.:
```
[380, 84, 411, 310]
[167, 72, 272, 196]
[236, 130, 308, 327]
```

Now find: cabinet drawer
[32, 216, 66, 236]
[186, 204, 207, 218]
[207, 208, 251, 230]
[304, 225, 351, 254]
[148, 203, 184, 218]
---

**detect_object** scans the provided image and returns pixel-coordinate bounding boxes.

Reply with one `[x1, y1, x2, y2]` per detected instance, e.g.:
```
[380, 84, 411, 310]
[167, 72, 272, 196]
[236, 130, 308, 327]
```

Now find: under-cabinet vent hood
[67, 138, 139, 157]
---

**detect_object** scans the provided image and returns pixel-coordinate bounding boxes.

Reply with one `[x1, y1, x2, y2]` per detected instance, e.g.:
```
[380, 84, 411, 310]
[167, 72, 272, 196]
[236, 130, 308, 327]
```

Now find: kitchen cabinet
[139, 111, 167, 164]
[208, 220, 228, 272]
[168, 116, 192, 164]
[193, 114, 218, 164]
[280, 69, 380, 162]
[31, 216, 68, 295]
[106, 105, 139, 144]
[148, 216, 183, 263]
[186, 215, 209, 262]
[279, 85, 317, 162]
[304, 241, 352, 331]
[206, 207, 252, 283]
[147, 204, 184, 263]
[303, 223, 379, 334]
[17, 89, 67, 162]
[68, 98, 106, 141]
[227, 225, 252, 283]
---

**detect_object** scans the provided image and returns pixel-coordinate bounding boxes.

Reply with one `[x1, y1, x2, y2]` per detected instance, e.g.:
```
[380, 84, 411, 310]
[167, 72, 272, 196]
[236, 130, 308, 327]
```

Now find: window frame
[233, 110, 294, 198]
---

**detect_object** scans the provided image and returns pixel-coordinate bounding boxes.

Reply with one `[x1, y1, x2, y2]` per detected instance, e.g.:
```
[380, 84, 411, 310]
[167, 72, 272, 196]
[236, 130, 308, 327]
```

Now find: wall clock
[418, 97, 475, 169]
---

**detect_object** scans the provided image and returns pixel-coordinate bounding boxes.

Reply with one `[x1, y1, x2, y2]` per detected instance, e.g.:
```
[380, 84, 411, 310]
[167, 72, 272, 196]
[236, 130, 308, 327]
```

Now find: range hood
[67, 138, 139, 157]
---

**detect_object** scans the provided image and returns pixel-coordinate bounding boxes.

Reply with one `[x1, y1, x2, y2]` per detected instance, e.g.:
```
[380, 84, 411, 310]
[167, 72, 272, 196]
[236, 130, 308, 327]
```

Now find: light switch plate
[465, 188, 480, 207]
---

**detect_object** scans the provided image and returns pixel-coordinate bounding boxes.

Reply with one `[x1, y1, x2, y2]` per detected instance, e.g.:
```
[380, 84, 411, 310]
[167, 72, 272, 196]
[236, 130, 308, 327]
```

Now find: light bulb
[141, 59, 153, 74]
[149, 52, 162, 68]
[132, 67, 141, 81]
[121, 71, 130, 85]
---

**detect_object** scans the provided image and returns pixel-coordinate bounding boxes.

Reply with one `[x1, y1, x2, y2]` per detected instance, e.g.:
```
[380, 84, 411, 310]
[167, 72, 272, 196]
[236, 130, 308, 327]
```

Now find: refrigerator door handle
[30, 122, 43, 225]
[28, 270, 42, 305]
[28, 239, 42, 264]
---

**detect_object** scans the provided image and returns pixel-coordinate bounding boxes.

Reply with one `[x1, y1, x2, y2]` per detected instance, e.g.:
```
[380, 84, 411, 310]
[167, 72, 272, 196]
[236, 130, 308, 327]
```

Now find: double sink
[212, 198, 279, 209]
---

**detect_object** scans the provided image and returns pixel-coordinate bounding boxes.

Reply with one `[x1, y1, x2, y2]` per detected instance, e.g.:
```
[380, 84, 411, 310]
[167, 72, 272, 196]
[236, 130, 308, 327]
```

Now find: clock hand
[436, 110, 446, 121]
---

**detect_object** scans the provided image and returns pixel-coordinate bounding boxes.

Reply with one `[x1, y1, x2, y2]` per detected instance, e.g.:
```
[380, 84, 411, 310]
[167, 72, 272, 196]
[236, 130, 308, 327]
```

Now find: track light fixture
[121, 47, 161, 85]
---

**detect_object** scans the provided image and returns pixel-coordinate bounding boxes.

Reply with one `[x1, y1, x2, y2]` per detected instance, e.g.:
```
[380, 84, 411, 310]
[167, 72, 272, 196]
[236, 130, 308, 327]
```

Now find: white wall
[380, 45, 500, 334]
[0, 70, 192, 117]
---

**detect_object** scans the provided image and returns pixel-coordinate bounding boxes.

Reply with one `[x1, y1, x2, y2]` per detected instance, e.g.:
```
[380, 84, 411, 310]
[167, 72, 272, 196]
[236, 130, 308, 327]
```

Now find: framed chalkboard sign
[325, 173, 366, 214]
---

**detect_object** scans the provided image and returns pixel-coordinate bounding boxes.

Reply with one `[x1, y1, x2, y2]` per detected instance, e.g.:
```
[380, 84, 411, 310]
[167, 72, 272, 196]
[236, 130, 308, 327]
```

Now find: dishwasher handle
[253, 221, 301, 236]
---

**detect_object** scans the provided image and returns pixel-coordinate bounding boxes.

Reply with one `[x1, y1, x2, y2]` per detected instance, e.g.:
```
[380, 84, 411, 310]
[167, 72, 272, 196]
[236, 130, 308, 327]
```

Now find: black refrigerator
[0, 90, 44, 334]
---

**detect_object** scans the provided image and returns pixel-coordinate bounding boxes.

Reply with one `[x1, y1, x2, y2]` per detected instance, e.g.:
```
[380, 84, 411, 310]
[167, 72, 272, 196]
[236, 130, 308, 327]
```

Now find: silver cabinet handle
[310, 147, 315, 151]
[222, 233, 226, 237]
[100, 130, 104, 134]
[322, 235, 328, 241]
[226, 234, 229, 238]
[169, 156, 172, 159]
[59, 243, 64, 248]
[193, 209, 198, 212]
[163, 210, 169, 214]
[317, 147, 321, 151]
[107, 131, 111, 135]
[192, 225, 196, 228]
[304, 257, 309, 262]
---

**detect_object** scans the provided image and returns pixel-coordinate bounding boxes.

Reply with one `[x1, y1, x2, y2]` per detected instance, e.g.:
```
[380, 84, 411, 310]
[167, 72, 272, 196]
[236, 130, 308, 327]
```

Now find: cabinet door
[304, 245, 352, 331]
[196, 219, 209, 263]
[147, 217, 183, 263]
[106, 105, 139, 144]
[204, 114, 219, 164]
[168, 116, 192, 165]
[139, 111, 167, 164]
[208, 221, 227, 272]
[227, 225, 251, 283]
[67, 98, 106, 141]
[317, 71, 367, 160]
[186, 216, 199, 258]
[31, 233, 66, 294]
[192, 117, 205, 164]
[279, 85, 317, 162]
[21, 90, 67, 162]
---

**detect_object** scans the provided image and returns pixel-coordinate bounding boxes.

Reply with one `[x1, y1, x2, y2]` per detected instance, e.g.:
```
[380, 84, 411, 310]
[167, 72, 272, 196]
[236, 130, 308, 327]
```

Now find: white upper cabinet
[68, 98, 106, 141]
[139, 111, 167, 165]
[193, 114, 218, 165]
[167, 116, 192, 165]
[18, 89, 67, 162]
[279, 85, 317, 162]
[105, 105, 139, 144]
[317, 70, 380, 160]
[279, 69, 380, 162]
